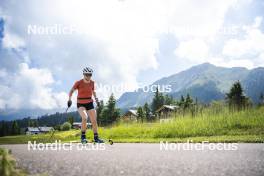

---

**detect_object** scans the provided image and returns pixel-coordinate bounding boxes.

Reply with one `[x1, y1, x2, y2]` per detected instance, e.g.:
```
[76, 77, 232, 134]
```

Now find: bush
[60, 122, 71, 131]
[0, 148, 26, 176]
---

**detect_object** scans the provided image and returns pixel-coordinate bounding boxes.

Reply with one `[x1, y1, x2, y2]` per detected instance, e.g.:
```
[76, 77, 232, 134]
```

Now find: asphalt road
[2, 143, 264, 176]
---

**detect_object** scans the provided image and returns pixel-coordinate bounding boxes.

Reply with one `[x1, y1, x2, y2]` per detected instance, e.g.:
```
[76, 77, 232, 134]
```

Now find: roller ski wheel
[81, 138, 88, 144]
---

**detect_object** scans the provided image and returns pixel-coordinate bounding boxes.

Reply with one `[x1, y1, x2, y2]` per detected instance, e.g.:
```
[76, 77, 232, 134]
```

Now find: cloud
[170, 0, 241, 66]
[174, 38, 209, 62]
[168, 0, 238, 39]
[2, 32, 25, 49]
[0, 63, 68, 110]
[1, 0, 163, 101]
[210, 57, 254, 68]
[0, 0, 262, 113]
[0, 68, 7, 77]
[222, 16, 264, 66]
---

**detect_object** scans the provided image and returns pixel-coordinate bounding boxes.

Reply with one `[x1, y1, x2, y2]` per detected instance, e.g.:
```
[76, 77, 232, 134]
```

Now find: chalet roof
[39, 127, 54, 132]
[164, 105, 179, 110]
[26, 127, 54, 132]
[129, 109, 138, 116]
[73, 122, 91, 125]
[123, 109, 138, 117]
[156, 105, 179, 113]
[26, 127, 40, 132]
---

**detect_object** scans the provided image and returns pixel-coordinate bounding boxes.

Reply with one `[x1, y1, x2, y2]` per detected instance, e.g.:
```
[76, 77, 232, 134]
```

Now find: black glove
[67, 100, 72, 108]
[95, 98, 100, 107]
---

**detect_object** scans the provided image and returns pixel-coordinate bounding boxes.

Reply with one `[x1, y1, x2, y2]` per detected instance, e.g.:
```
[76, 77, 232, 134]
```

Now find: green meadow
[0, 106, 264, 144]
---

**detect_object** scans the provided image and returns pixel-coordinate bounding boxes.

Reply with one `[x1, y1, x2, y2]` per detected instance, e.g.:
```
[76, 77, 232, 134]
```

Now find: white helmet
[83, 67, 93, 74]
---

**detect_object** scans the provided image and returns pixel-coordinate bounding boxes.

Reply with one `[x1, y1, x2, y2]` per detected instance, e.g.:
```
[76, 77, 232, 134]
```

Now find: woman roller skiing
[68, 67, 104, 144]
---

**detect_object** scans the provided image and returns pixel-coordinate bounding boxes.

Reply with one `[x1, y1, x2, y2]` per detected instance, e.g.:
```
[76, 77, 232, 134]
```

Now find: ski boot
[81, 136, 88, 144]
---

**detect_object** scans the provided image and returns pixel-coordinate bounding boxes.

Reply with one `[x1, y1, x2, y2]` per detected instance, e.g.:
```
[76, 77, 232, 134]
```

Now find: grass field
[0, 106, 264, 144]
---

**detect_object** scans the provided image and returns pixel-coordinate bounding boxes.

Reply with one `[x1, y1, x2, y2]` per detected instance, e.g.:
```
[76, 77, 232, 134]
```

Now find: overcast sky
[0, 0, 264, 112]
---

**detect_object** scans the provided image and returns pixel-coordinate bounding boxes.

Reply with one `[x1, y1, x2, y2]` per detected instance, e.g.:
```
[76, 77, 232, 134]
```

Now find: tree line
[1, 81, 263, 136]
[136, 88, 197, 122]
[0, 111, 80, 136]
[135, 81, 264, 122]
[0, 94, 121, 136]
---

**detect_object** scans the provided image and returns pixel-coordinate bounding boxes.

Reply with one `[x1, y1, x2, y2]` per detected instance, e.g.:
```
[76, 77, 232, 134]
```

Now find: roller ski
[92, 134, 114, 145]
[91, 138, 114, 145]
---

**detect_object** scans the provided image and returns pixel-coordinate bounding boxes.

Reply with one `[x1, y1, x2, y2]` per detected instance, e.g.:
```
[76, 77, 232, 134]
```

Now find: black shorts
[77, 102, 94, 111]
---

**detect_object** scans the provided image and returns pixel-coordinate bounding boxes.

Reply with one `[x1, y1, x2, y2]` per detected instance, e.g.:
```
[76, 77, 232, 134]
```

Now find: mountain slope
[117, 63, 264, 108]
[243, 67, 264, 103]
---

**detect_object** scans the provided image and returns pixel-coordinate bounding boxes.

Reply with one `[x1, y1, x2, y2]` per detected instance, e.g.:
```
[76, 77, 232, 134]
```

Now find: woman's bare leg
[87, 109, 104, 142]
[78, 107, 88, 132]
[87, 109, 98, 133]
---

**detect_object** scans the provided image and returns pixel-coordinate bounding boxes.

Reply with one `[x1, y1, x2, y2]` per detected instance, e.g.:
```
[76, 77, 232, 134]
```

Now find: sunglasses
[84, 74, 92, 77]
